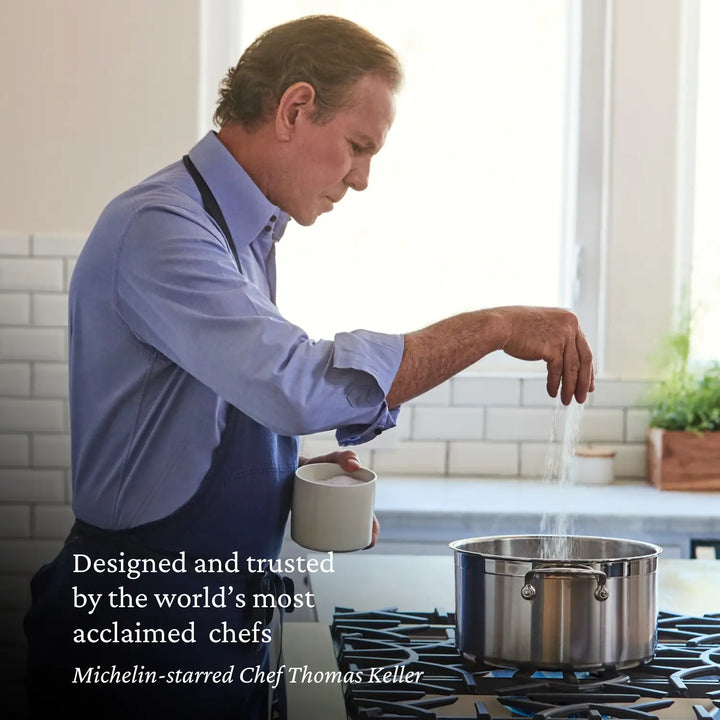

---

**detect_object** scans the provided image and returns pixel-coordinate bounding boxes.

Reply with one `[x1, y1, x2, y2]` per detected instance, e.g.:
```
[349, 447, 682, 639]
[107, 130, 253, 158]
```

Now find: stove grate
[332, 609, 720, 720]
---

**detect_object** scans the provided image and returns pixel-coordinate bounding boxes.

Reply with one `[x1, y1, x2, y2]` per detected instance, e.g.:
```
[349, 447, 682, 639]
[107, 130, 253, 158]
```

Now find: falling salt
[540, 397, 584, 559]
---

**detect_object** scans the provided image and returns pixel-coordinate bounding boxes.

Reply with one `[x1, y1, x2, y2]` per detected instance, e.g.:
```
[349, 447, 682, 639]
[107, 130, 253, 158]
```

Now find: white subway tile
[613, 444, 646, 478]
[0, 506, 31, 537]
[0, 539, 64, 573]
[389, 406, 412, 441]
[0, 434, 29, 466]
[65, 468, 73, 503]
[521, 442, 646, 481]
[371, 441, 446, 475]
[32, 293, 68, 326]
[32, 233, 86, 257]
[33, 363, 69, 398]
[65, 258, 77, 290]
[487, 407, 557, 441]
[364, 407, 412, 448]
[0, 469, 65, 502]
[0, 364, 31, 396]
[0, 575, 31, 609]
[592, 379, 653, 407]
[452, 376, 521, 406]
[521, 378, 560, 406]
[362, 408, 413, 449]
[33, 434, 71, 468]
[366, 431, 399, 450]
[579, 409, 624, 442]
[0, 233, 31, 256]
[520, 442, 563, 478]
[0, 258, 64, 291]
[626, 409, 651, 443]
[413, 407, 484, 440]
[407, 382, 450, 406]
[0, 293, 30, 324]
[33, 504, 75, 539]
[0, 400, 65, 432]
[448, 442, 518, 476]
[0, 327, 66, 361]
[298, 435, 370, 468]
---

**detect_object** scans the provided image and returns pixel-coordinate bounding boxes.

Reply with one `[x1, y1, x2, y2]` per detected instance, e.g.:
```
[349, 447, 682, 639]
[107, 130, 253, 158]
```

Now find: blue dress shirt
[68, 131, 404, 529]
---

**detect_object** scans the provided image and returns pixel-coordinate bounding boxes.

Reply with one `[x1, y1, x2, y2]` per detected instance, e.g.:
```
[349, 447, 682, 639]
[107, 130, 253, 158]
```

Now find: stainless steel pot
[450, 534, 662, 671]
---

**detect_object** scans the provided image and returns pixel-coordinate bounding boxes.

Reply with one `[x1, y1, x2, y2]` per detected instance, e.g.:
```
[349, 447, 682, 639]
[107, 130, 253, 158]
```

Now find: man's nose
[345, 158, 370, 192]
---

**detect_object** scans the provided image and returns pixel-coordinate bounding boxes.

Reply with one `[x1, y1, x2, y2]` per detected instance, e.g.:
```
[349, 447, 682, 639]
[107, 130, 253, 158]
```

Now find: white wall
[603, 0, 686, 376]
[0, 1, 202, 712]
[0, 0, 202, 233]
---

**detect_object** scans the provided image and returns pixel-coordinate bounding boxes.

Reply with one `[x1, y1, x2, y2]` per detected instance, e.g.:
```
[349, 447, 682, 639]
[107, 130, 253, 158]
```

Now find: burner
[331, 609, 720, 720]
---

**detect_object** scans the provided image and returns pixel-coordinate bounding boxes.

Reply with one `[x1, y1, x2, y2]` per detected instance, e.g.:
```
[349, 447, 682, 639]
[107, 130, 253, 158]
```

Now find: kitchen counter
[368, 477, 720, 557]
[282, 554, 720, 720]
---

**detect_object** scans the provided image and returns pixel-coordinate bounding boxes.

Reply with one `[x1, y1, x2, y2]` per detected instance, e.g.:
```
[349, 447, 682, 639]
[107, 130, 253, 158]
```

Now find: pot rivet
[521, 583, 536, 600]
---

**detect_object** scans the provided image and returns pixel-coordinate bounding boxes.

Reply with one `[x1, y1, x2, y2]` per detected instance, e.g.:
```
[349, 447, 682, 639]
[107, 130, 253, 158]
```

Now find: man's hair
[214, 15, 403, 128]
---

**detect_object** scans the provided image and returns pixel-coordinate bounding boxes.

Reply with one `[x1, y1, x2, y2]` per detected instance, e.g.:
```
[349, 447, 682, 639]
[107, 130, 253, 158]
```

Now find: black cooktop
[330, 608, 720, 720]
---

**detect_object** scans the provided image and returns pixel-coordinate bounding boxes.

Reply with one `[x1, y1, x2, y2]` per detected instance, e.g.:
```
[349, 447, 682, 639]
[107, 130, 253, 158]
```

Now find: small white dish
[291, 462, 376, 552]
[570, 447, 616, 485]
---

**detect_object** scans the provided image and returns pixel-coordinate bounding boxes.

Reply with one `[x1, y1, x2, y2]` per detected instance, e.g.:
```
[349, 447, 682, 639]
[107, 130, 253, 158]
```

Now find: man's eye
[349, 142, 364, 154]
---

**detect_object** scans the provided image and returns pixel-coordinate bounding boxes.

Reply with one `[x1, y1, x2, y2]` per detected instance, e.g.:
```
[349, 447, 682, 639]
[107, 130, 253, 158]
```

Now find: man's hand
[496, 306, 595, 405]
[297, 450, 379, 549]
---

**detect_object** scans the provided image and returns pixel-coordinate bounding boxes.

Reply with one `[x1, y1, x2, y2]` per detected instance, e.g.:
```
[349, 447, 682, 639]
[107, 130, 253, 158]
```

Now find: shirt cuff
[331, 330, 404, 446]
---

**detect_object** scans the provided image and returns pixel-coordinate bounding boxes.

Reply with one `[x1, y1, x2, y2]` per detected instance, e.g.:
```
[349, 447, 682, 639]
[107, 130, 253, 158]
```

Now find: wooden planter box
[646, 427, 720, 490]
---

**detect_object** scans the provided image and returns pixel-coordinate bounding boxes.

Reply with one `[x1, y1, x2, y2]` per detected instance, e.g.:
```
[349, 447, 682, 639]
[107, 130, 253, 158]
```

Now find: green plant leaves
[648, 363, 720, 433]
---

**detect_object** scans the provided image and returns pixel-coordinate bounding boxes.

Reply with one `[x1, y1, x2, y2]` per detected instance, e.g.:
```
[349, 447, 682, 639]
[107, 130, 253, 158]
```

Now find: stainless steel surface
[306, 554, 720, 622]
[451, 534, 661, 670]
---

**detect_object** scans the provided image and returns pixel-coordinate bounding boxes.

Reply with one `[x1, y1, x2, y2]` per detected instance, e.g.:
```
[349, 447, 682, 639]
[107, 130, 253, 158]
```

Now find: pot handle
[520, 565, 609, 602]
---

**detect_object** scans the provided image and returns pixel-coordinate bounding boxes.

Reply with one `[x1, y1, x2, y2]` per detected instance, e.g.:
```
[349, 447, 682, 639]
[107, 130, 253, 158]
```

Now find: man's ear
[275, 82, 316, 141]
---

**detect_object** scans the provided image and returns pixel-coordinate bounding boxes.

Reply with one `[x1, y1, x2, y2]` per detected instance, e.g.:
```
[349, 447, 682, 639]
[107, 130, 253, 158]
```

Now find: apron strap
[182, 154, 242, 273]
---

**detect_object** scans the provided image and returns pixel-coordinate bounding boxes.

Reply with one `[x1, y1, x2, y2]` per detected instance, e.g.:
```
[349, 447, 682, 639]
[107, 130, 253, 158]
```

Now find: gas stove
[330, 608, 720, 720]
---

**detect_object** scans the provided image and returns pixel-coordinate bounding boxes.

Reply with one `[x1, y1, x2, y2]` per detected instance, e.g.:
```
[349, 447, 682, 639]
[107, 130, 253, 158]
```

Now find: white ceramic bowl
[569, 448, 616, 485]
[290, 462, 376, 552]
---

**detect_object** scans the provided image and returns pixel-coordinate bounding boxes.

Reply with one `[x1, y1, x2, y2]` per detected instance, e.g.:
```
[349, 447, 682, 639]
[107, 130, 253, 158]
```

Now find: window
[234, 0, 580, 355]
[689, 0, 720, 363]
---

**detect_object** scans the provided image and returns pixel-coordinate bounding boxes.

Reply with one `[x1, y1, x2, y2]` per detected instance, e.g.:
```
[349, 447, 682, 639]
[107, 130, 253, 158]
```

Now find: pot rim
[449, 533, 663, 562]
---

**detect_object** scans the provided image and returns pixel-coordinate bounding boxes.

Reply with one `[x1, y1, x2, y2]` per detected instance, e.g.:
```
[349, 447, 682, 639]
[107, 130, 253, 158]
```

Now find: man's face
[279, 73, 396, 226]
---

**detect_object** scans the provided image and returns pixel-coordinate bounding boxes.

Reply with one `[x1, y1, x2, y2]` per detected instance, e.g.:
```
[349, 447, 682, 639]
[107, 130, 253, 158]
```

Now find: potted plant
[645, 307, 720, 490]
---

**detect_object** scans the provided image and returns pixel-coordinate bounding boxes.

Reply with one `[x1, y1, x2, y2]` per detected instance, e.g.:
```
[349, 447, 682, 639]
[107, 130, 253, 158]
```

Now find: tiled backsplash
[301, 376, 651, 478]
[0, 233, 654, 658]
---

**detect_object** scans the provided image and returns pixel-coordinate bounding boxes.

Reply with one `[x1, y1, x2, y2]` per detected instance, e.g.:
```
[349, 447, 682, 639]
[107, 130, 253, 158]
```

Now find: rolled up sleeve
[332, 331, 404, 446]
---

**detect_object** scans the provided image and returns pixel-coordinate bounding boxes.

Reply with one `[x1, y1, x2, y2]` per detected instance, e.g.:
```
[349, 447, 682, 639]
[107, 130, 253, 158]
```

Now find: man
[24, 14, 593, 719]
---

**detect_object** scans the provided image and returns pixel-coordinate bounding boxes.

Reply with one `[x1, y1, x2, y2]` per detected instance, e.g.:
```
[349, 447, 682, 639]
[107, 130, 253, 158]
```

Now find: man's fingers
[302, 450, 361, 471]
[574, 332, 594, 403]
[561, 340, 580, 406]
[364, 515, 380, 550]
[339, 451, 361, 471]
[546, 356, 563, 399]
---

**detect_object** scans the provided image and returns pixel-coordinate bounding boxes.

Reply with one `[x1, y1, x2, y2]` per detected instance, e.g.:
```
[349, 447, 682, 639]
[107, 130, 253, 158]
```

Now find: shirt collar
[186, 131, 289, 249]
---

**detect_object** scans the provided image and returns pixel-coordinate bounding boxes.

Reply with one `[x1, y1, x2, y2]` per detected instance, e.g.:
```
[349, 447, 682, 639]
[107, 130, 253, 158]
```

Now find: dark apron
[23, 155, 299, 719]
